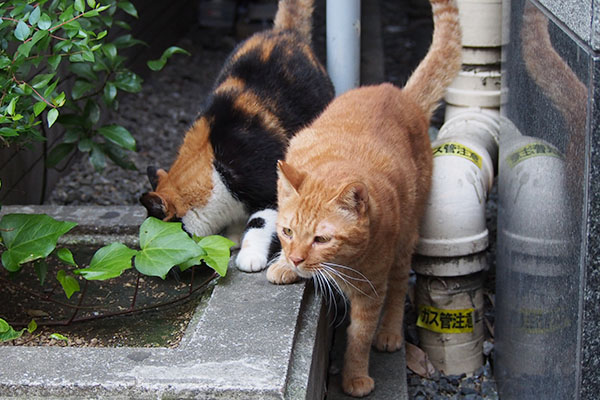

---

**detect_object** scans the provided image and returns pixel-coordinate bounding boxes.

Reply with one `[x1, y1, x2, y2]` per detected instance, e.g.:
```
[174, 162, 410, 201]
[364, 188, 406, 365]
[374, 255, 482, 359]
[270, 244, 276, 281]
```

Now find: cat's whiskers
[321, 262, 378, 298]
[317, 268, 348, 325]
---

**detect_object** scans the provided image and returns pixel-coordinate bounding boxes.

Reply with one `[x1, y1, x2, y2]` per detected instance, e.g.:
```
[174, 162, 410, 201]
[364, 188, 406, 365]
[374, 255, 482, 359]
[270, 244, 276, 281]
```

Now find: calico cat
[266, 0, 462, 396]
[140, 0, 334, 272]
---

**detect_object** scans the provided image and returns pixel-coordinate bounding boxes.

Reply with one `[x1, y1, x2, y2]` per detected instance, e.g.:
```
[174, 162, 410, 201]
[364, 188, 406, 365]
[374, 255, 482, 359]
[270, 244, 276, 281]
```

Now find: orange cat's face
[275, 161, 370, 278]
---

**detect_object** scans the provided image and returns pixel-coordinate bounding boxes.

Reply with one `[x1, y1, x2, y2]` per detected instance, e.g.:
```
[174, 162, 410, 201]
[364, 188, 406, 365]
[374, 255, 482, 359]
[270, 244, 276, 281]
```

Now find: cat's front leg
[374, 243, 413, 351]
[266, 253, 301, 284]
[236, 209, 278, 272]
[342, 295, 384, 397]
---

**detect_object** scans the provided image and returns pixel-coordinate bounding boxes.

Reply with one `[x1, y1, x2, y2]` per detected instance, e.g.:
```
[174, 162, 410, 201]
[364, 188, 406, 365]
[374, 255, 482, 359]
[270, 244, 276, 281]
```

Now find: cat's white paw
[235, 248, 268, 272]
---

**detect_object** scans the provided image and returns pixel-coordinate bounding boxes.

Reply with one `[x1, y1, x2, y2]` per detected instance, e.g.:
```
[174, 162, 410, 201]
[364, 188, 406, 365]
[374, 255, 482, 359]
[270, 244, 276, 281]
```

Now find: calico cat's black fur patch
[246, 217, 266, 229]
[205, 31, 334, 213]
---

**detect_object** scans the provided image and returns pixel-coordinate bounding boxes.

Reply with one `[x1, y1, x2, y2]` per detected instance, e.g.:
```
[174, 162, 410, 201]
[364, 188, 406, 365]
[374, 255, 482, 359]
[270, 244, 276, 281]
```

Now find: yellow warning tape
[505, 142, 563, 168]
[432, 142, 483, 169]
[417, 304, 475, 334]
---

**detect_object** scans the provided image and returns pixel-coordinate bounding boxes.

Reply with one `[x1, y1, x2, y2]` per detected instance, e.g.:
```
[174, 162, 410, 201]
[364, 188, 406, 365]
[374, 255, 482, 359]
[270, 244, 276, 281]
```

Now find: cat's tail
[273, 0, 315, 42]
[403, 0, 462, 119]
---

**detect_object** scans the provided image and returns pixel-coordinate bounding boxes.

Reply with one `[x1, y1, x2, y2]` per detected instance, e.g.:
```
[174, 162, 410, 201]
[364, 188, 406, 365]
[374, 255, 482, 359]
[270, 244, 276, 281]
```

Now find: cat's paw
[266, 259, 300, 284]
[235, 248, 268, 272]
[374, 331, 404, 352]
[342, 375, 375, 398]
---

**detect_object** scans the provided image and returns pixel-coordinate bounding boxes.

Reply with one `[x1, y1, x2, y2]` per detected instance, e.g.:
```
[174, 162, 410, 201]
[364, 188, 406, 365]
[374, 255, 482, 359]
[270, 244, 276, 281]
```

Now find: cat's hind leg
[236, 209, 279, 272]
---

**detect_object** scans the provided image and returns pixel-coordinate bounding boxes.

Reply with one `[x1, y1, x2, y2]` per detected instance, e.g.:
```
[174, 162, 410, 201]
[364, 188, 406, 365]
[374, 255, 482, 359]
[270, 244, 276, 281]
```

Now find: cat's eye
[282, 227, 293, 238]
[314, 235, 330, 244]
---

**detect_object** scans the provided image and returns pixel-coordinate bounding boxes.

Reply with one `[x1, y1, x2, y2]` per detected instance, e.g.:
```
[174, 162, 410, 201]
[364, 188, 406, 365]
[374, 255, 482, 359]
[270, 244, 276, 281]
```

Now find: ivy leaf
[0, 319, 9, 333]
[179, 235, 235, 276]
[147, 46, 190, 71]
[196, 235, 235, 277]
[75, 242, 136, 280]
[98, 124, 135, 151]
[27, 319, 38, 334]
[0, 318, 25, 342]
[14, 20, 31, 41]
[0, 214, 77, 272]
[49, 333, 68, 342]
[134, 217, 205, 278]
[57, 248, 77, 267]
[56, 270, 80, 299]
[47, 108, 59, 127]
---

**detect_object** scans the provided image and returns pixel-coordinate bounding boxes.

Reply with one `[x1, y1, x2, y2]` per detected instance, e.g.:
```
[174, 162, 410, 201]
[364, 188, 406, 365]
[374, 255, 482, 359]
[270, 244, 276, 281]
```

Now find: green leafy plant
[0, 213, 234, 294]
[0, 212, 235, 341]
[0, 0, 189, 171]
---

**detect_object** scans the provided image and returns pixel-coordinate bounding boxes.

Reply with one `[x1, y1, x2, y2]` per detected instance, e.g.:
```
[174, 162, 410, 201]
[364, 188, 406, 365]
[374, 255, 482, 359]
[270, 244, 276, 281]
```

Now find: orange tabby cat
[266, 0, 462, 396]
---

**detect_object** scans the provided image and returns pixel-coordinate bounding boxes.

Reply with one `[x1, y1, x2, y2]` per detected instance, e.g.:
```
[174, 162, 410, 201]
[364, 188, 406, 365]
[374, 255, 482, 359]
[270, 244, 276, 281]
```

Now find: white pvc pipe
[417, 110, 499, 257]
[326, 0, 360, 96]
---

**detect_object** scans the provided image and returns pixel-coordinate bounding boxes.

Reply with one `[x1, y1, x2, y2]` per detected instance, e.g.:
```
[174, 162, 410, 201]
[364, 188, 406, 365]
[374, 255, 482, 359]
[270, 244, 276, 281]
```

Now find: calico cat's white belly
[181, 168, 247, 237]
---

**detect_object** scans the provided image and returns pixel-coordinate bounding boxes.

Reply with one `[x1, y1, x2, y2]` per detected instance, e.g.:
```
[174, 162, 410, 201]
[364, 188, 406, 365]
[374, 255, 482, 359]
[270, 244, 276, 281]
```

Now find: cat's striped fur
[267, 0, 462, 396]
[140, 0, 334, 272]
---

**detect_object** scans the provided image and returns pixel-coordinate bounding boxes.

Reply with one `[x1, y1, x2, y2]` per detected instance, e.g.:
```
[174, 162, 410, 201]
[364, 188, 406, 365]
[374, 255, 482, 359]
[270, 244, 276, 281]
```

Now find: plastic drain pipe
[413, 0, 503, 376]
[326, 0, 360, 96]
[417, 111, 499, 257]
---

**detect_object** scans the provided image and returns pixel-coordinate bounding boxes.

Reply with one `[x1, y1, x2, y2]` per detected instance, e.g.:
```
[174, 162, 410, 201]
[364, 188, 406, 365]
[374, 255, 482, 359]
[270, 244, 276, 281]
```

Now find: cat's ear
[146, 166, 168, 190]
[277, 160, 306, 197]
[139, 192, 168, 220]
[334, 182, 369, 216]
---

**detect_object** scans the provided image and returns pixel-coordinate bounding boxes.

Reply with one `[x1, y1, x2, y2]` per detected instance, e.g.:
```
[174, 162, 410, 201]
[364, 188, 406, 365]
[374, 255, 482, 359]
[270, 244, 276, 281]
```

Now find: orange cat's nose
[289, 255, 304, 266]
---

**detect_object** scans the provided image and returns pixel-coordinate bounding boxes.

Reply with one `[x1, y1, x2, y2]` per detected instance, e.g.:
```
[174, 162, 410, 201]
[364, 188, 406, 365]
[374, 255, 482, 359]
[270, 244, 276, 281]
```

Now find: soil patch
[1, 248, 216, 348]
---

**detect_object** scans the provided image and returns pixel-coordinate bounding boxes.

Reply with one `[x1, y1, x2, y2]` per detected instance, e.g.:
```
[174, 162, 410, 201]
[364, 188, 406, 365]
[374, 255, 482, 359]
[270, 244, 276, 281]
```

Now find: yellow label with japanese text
[432, 142, 483, 169]
[505, 142, 563, 168]
[417, 304, 475, 334]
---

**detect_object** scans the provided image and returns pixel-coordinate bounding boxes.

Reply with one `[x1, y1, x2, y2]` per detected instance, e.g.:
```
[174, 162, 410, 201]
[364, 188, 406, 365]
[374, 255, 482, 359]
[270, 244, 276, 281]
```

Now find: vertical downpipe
[326, 0, 361, 96]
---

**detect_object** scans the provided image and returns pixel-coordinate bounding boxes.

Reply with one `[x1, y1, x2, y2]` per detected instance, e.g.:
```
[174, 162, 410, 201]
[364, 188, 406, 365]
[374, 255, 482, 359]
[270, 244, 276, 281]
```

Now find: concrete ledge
[0, 206, 329, 399]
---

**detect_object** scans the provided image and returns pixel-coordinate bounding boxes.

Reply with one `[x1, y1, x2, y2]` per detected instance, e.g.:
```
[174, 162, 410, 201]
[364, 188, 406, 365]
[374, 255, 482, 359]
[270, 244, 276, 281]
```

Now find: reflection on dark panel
[496, 0, 588, 399]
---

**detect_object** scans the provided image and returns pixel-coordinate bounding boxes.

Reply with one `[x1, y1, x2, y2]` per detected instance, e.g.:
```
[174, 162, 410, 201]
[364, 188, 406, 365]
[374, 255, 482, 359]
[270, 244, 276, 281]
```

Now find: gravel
[46, 1, 499, 398]
[47, 29, 234, 206]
